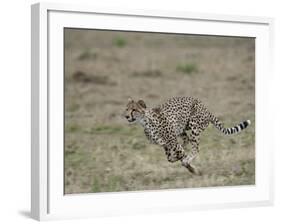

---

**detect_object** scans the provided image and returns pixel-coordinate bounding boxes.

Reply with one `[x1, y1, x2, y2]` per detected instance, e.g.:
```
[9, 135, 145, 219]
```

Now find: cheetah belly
[173, 123, 186, 136]
[167, 115, 188, 136]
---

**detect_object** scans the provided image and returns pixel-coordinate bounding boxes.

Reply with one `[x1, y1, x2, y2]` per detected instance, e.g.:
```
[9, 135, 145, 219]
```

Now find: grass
[64, 121, 255, 193]
[176, 63, 198, 74]
[132, 70, 162, 78]
[83, 124, 141, 136]
[91, 178, 101, 192]
[71, 71, 117, 86]
[78, 49, 97, 60]
[66, 124, 80, 133]
[67, 103, 80, 112]
[113, 37, 127, 47]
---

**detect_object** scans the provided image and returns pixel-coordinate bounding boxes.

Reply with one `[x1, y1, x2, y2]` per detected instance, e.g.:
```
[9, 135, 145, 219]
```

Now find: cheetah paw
[185, 164, 202, 176]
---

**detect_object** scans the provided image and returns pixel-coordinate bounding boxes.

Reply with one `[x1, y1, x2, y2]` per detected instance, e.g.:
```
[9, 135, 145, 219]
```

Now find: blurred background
[64, 28, 255, 194]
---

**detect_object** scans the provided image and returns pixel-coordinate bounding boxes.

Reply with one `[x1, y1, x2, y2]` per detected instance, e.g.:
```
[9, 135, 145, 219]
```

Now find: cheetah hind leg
[181, 133, 202, 175]
[179, 132, 190, 148]
[184, 163, 202, 175]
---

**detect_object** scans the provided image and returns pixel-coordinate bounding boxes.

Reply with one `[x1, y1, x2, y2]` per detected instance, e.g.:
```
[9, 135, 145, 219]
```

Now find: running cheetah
[123, 97, 251, 174]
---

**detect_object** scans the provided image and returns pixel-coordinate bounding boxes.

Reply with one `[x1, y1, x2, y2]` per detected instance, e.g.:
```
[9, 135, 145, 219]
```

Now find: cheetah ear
[137, 99, 146, 108]
[128, 97, 133, 103]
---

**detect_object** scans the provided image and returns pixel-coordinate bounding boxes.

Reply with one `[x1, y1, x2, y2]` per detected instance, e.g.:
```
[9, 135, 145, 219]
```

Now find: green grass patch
[91, 177, 101, 192]
[65, 124, 80, 133]
[176, 63, 198, 75]
[113, 37, 127, 47]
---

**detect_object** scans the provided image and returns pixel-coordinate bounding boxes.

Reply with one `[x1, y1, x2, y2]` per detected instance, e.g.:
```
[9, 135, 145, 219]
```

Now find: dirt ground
[64, 28, 255, 194]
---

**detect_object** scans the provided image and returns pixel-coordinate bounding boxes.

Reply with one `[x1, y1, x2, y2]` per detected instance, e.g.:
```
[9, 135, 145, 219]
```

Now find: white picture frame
[31, 2, 274, 221]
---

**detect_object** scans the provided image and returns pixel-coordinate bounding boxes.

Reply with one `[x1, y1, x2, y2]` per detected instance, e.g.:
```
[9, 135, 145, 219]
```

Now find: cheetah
[123, 97, 251, 174]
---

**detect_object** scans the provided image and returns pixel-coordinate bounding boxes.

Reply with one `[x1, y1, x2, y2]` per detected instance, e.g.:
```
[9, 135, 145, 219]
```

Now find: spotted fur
[123, 97, 251, 174]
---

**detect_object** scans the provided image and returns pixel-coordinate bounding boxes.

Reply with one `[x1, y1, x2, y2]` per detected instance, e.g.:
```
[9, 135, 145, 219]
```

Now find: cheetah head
[123, 97, 147, 124]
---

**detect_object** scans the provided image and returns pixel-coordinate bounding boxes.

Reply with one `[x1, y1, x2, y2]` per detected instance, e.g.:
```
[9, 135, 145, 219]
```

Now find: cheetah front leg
[163, 137, 200, 175]
[181, 129, 202, 175]
[163, 139, 186, 163]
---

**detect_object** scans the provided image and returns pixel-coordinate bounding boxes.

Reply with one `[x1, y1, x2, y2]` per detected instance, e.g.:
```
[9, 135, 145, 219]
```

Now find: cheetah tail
[211, 115, 251, 135]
